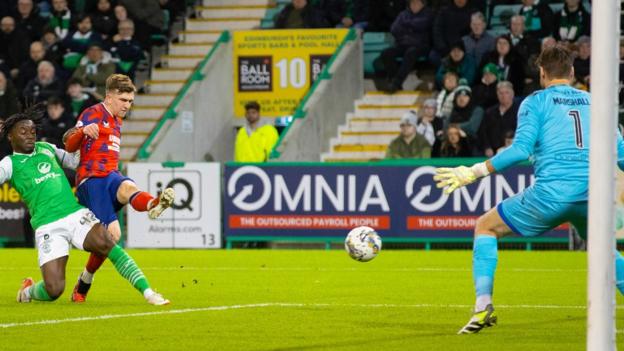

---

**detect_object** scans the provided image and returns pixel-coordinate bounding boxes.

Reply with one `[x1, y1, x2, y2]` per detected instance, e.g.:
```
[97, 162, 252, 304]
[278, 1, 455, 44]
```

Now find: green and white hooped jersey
[0, 142, 81, 229]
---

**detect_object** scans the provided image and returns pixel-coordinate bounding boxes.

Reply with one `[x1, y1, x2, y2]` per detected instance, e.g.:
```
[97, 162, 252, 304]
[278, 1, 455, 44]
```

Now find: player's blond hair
[105, 74, 136, 94]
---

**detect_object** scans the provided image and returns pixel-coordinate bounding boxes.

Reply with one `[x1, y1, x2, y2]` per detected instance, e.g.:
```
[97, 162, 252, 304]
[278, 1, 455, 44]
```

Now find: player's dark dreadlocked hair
[0, 104, 46, 141]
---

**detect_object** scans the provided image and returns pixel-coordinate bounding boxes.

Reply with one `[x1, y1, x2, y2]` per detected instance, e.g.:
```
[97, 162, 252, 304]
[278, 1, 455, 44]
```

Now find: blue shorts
[497, 186, 587, 238]
[76, 172, 133, 226]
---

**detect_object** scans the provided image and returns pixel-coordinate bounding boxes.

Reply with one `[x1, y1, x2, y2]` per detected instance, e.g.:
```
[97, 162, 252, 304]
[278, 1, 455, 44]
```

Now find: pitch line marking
[0, 267, 586, 273]
[1, 303, 623, 329]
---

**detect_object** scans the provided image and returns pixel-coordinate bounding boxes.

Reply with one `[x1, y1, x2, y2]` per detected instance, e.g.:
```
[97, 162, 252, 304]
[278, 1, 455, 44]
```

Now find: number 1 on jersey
[568, 110, 583, 148]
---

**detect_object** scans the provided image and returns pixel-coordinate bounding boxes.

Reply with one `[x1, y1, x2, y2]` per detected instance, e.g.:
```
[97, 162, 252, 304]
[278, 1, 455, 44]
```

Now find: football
[344, 226, 382, 262]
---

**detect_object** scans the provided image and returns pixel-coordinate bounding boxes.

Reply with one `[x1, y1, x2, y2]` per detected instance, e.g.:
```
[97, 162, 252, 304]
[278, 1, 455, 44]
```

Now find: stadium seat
[363, 32, 394, 74]
[488, 4, 521, 33]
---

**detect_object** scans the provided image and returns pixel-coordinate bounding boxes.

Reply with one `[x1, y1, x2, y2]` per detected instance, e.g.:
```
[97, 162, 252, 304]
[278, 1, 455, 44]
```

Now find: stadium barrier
[223, 159, 588, 250]
[138, 31, 236, 162]
[269, 29, 363, 161]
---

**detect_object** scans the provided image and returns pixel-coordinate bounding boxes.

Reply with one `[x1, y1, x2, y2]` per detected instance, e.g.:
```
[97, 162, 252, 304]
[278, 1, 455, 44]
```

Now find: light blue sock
[473, 235, 498, 309]
[616, 251, 624, 295]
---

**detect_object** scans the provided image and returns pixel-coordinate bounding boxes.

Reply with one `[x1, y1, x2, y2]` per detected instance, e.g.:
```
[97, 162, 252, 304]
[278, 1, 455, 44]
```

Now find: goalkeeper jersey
[0, 142, 82, 229]
[491, 83, 624, 202]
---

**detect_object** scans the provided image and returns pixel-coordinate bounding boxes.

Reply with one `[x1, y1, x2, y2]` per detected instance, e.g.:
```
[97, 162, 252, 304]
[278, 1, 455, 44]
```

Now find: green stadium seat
[363, 32, 394, 74]
[489, 4, 521, 32]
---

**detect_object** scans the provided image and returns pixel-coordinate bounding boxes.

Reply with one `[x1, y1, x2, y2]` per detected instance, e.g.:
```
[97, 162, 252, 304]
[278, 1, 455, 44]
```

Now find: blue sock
[473, 235, 498, 308]
[616, 251, 624, 295]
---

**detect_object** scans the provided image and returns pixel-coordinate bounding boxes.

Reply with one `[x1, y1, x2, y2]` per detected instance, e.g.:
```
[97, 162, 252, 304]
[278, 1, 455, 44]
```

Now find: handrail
[268, 28, 358, 160]
[136, 30, 232, 160]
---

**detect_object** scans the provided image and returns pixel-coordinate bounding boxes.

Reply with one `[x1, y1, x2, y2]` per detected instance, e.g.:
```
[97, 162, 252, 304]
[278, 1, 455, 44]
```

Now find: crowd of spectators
[0, 0, 181, 159]
[273, 0, 599, 159]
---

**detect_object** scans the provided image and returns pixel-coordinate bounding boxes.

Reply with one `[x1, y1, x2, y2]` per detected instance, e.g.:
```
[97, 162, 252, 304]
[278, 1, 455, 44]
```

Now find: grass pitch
[0, 248, 622, 350]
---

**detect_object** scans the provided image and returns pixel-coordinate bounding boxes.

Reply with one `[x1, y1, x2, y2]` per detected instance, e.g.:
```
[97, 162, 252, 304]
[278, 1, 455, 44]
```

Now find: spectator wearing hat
[478, 81, 519, 157]
[554, 0, 590, 43]
[417, 98, 437, 146]
[432, 124, 472, 157]
[435, 40, 476, 88]
[376, 0, 433, 93]
[447, 84, 483, 139]
[472, 63, 500, 110]
[479, 35, 525, 95]
[573, 35, 590, 90]
[71, 42, 115, 99]
[518, 0, 554, 39]
[462, 12, 495, 67]
[234, 101, 279, 162]
[385, 111, 431, 159]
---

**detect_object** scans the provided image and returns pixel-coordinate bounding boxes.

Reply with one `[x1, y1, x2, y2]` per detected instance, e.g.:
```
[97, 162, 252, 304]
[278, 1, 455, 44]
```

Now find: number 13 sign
[232, 29, 348, 118]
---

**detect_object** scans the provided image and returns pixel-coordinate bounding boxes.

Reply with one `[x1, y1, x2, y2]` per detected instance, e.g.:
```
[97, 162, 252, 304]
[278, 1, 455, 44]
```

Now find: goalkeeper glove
[433, 162, 490, 194]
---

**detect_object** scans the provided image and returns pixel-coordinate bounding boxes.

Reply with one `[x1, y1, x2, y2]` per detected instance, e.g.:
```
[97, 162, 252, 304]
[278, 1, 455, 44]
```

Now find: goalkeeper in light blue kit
[434, 45, 624, 334]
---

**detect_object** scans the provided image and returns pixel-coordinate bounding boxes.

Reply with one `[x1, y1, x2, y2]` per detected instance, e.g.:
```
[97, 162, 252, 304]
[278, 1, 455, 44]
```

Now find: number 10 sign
[232, 29, 348, 118]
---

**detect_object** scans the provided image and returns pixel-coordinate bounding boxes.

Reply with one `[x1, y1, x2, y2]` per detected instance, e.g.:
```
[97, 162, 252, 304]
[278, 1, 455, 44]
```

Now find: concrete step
[122, 132, 150, 146]
[130, 105, 167, 119]
[122, 120, 158, 133]
[333, 132, 398, 145]
[151, 68, 193, 81]
[179, 30, 222, 43]
[354, 104, 420, 117]
[320, 151, 386, 162]
[160, 55, 203, 68]
[196, 6, 269, 18]
[144, 80, 185, 93]
[342, 117, 401, 132]
[185, 18, 261, 31]
[169, 42, 213, 56]
[332, 144, 388, 152]
[358, 91, 422, 105]
[134, 93, 176, 106]
[202, 0, 274, 5]
[120, 146, 139, 161]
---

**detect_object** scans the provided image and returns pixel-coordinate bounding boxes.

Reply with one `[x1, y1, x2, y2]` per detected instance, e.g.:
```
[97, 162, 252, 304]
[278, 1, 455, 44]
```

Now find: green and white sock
[30, 280, 53, 301]
[107, 245, 150, 295]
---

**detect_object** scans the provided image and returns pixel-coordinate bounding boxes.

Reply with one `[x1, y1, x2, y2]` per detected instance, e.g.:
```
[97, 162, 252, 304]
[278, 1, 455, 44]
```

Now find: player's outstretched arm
[63, 127, 84, 152]
[434, 161, 494, 194]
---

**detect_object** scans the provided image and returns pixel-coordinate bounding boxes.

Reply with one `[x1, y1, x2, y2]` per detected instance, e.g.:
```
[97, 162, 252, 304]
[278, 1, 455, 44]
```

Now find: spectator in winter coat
[431, 0, 477, 63]
[462, 12, 495, 66]
[479, 36, 525, 95]
[573, 35, 590, 89]
[13, 0, 46, 43]
[118, 0, 166, 49]
[63, 77, 99, 118]
[48, 0, 71, 40]
[0, 16, 30, 77]
[16, 41, 47, 92]
[377, 0, 433, 92]
[435, 72, 460, 125]
[40, 95, 74, 148]
[0, 71, 19, 119]
[478, 81, 519, 157]
[71, 42, 115, 99]
[110, 19, 143, 80]
[518, 0, 554, 39]
[446, 84, 484, 139]
[274, 0, 329, 29]
[386, 111, 431, 159]
[436, 40, 476, 88]
[23, 60, 64, 104]
[62, 14, 103, 70]
[90, 0, 117, 42]
[472, 63, 500, 110]
[367, 0, 403, 32]
[554, 0, 590, 42]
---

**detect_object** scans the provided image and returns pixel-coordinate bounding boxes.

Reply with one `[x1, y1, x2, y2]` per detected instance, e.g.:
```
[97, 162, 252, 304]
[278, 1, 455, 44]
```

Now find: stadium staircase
[321, 91, 431, 162]
[121, 0, 279, 162]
